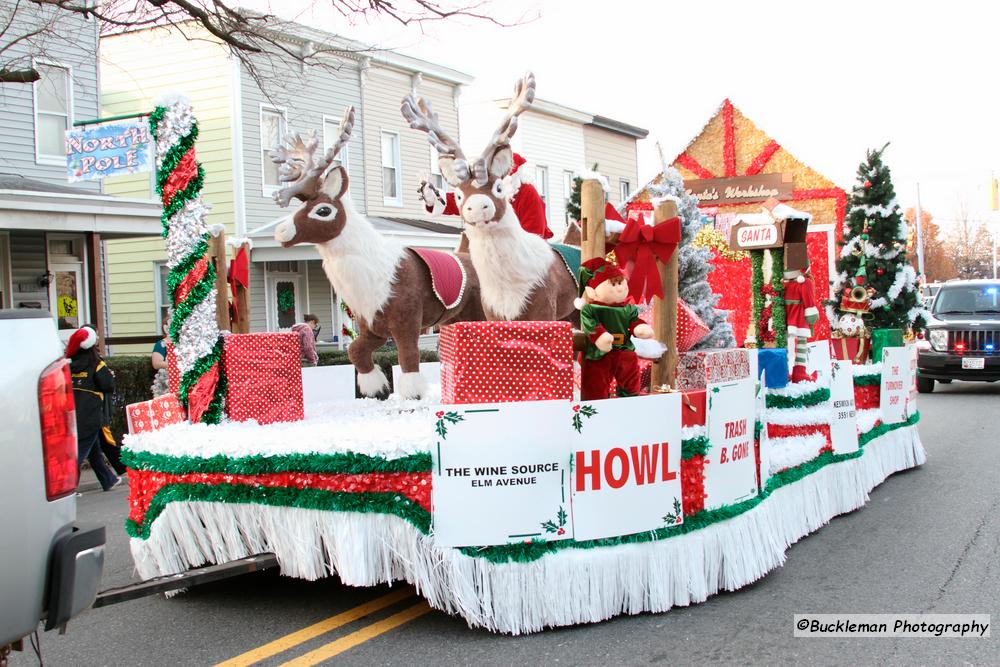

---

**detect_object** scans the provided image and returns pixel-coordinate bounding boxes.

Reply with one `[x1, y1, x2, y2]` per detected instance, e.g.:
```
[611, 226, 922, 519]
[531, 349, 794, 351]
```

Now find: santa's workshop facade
[632, 99, 846, 344]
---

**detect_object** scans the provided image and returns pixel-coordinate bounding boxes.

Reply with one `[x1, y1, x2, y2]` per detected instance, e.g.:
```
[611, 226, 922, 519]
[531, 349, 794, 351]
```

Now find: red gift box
[166, 342, 180, 395]
[637, 299, 710, 354]
[222, 332, 304, 424]
[676, 348, 751, 391]
[126, 393, 186, 434]
[831, 334, 871, 364]
[440, 321, 573, 404]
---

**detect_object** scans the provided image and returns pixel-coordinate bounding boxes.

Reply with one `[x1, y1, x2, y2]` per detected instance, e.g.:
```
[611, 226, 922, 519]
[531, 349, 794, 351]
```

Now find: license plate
[962, 357, 985, 370]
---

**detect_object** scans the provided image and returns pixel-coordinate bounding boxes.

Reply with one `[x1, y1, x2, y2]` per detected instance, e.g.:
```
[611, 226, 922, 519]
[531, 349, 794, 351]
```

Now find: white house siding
[362, 66, 460, 220]
[513, 111, 586, 239]
[0, 3, 100, 192]
[583, 126, 639, 208]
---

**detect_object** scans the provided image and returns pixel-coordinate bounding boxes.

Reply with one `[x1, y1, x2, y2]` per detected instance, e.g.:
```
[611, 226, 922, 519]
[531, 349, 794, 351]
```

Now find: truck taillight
[38, 358, 78, 501]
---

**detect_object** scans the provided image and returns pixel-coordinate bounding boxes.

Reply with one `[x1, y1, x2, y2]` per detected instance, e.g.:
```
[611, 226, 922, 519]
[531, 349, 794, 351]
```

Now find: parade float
[121, 88, 925, 635]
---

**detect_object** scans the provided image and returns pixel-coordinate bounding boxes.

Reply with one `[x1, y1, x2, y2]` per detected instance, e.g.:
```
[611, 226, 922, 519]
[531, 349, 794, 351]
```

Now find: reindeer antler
[401, 93, 470, 185]
[270, 106, 355, 207]
[472, 72, 535, 186]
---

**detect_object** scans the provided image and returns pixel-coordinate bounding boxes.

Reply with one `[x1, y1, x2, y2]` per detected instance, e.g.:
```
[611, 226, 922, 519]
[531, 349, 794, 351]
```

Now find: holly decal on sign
[571, 404, 598, 433]
[661, 497, 683, 525]
[540, 506, 568, 535]
[434, 410, 463, 439]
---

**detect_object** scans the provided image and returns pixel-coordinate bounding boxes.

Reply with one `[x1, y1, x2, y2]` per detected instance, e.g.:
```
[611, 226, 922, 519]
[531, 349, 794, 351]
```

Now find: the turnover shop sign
[431, 401, 572, 547]
[571, 393, 683, 541]
[704, 377, 758, 510]
[65, 120, 153, 182]
[880, 347, 911, 424]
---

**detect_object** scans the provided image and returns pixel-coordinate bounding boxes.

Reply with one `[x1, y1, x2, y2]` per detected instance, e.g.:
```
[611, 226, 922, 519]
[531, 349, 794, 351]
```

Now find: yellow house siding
[363, 67, 460, 219]
[100, 28, 234, 352]
[583, 126, 638, 207]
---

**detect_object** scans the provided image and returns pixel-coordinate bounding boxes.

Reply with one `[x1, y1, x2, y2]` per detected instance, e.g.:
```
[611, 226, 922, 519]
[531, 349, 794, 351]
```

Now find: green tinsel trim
[750, 251, 765, 337]
[168, 264, 217, 343]
[177, 337, 226, 425]
[125, 484, 430, 540]
[765, 387, 830, 409]
[159, 166, 206, 238]
[681, 436, 710, 460]
[129, 414, 921, 562]
[854, 373, 882, 386]
[770, 248, 786, 349]
[148, 106, 166, 144]
[154, 117, 199, 194]
[166, 238, 211, 297]
[122, 449, 433, 476]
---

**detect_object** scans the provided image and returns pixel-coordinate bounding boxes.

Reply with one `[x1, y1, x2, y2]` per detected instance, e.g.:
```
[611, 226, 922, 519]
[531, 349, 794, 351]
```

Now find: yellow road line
[214, 587, 416, 667]
[278, 601, 432, 666]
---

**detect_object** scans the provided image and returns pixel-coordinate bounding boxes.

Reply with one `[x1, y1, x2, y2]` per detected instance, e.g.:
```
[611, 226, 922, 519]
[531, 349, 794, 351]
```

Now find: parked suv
[1, 310, 105, 659]
[917, 280, 1000, 392]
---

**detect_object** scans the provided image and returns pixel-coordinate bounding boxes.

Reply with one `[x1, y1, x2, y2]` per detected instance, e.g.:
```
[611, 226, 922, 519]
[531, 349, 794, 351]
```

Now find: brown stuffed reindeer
[402, 73, 580, 323]
[270, 107, 485, 399]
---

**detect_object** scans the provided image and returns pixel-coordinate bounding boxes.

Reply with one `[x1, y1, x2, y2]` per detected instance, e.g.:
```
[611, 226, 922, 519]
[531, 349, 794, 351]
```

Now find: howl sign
[571, 393, 683, 541]
[65, 120, 153, 183]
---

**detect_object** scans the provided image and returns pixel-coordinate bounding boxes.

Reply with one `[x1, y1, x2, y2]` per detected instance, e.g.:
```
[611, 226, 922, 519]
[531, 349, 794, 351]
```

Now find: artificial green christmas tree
[831, 146, 925, 332]
[565, 162, 599, 224]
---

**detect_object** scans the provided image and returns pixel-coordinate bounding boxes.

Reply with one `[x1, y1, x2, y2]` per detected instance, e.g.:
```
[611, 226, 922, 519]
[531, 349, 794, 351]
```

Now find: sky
[244, 0, 1000, 228]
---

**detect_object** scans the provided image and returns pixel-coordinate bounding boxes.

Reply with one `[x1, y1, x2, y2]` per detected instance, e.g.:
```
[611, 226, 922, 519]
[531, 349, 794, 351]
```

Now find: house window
[35, 63, 71, 163]
[266, 261, 299, 273]
[381, 131, 402, 205]
[0, 233, 10, 309]
[154, 263, 170, 329]
[429, 146, 448, 194]
[620, 178, 631, 202]
[322, 115, 349, 170]
[535, 166, 549, 220]
[260, 106, 287, 194]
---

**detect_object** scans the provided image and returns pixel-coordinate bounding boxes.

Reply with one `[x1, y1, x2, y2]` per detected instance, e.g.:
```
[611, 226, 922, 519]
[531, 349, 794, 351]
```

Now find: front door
[267, 274, 303, 330]
[49, 262, 85, 338]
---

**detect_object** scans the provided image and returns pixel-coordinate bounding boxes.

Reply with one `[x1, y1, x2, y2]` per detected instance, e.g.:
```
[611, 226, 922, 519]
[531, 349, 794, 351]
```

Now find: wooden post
[85, 232, 107, 355]
[580, 179, 606, 262]
[232, 242, 252, 334]
[208, 229, 229, 331]
[650, 200, 680, 390]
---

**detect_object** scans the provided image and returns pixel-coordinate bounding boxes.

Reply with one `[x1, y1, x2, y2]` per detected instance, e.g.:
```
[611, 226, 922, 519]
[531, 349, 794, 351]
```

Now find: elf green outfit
[580, 301, 644, 400]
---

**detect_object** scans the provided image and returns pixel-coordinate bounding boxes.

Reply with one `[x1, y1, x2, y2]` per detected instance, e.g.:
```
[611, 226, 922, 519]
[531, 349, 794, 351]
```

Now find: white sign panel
[431, 401, 572, 547]
[301, 364, 356, 404]
[879, 347, 911, 425]
[805, 340, 833, 385]
[829, 361, 859, 455]
[735, 223, 779, 248]
[906, 344, 918, 418]
[757, 378, 772, 489]
[704, 377, 759, 510]
[571, 394, 684, 541]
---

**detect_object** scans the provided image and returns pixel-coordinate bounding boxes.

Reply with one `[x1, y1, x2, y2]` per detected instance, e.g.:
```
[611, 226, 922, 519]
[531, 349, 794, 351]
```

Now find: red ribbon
[161, 148, 198, 206]
[227, 245, 249, 319]
[186, 362, 219, 424]
[614, 216, 681, 303]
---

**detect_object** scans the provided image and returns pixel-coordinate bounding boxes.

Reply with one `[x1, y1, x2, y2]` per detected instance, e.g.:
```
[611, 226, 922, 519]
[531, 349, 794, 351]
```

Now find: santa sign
[734, 223, 780, 248]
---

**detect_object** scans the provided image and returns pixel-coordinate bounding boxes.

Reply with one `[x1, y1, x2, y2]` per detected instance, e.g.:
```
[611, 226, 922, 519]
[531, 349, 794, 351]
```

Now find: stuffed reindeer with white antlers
[402, 73, 579, 322]
[270, 106, 485, 399]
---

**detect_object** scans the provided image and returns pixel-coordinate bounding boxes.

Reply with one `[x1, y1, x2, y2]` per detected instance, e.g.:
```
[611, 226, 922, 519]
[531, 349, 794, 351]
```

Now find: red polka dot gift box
[126, 393, 186, 434]
[439, 321, 574, 405]
[222, 332, 304, 425]
[166, 342, 179, 395]
[676, 348, 752, 391]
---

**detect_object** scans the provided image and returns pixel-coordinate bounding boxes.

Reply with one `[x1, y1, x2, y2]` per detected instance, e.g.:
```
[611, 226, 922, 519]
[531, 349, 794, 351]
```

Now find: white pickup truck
[0, 310, 105, 662]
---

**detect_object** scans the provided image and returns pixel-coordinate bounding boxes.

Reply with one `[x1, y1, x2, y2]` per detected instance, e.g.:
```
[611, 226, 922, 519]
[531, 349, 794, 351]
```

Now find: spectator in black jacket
[66, 327, 121, 492]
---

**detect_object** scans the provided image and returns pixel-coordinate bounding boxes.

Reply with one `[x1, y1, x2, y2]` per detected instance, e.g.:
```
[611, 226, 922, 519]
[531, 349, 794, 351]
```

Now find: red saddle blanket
[411, 248, 467, 309]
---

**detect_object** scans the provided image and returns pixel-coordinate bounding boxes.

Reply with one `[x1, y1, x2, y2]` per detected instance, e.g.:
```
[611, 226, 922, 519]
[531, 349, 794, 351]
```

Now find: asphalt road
[11, 381, 999, 666]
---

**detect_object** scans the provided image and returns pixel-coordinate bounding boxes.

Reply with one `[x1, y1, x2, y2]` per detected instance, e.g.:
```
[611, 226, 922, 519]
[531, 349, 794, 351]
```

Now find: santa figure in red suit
[418, 153, 553, 240]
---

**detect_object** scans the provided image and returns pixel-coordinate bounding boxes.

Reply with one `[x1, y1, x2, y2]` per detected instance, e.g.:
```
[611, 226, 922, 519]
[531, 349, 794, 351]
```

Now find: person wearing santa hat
[577, 257, 655, 400]
[418, 152, 554, 239]
[66, 326, 121, 492]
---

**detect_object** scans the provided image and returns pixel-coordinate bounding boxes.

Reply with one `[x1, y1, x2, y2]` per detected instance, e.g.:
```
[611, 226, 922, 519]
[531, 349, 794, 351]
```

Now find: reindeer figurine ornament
[402, 73, 580, 322]
[270, 107, 485, 399]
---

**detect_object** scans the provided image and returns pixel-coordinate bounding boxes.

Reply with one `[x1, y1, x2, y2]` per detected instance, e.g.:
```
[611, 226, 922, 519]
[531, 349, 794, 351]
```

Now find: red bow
[228, 245, 250, 318]
[614, 216, 681, 303]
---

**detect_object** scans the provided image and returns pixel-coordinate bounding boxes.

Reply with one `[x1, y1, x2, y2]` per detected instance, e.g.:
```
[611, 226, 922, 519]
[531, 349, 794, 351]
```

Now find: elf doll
[577, 257, 655, 400]
[783, 262, 820, 383]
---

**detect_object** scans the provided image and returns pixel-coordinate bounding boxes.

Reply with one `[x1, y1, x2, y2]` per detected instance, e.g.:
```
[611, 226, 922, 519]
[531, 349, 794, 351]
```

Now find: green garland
[168, 266, 216, 342]
[770, 247, 787, 349]
[121, 448, 433, 476]
[854, 372, 882, 386]
[129, 413, 920, 563]
[681, 436, 710, 460]
[750, 250, 765, 340]
[765, 387, 830, 410]
[177, 337, 226, 424]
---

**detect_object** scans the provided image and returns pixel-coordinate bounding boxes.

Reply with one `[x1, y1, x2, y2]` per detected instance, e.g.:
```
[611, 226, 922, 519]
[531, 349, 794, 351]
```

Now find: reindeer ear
[320, 165, 349, 200]
[487, 145, 513, 180]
